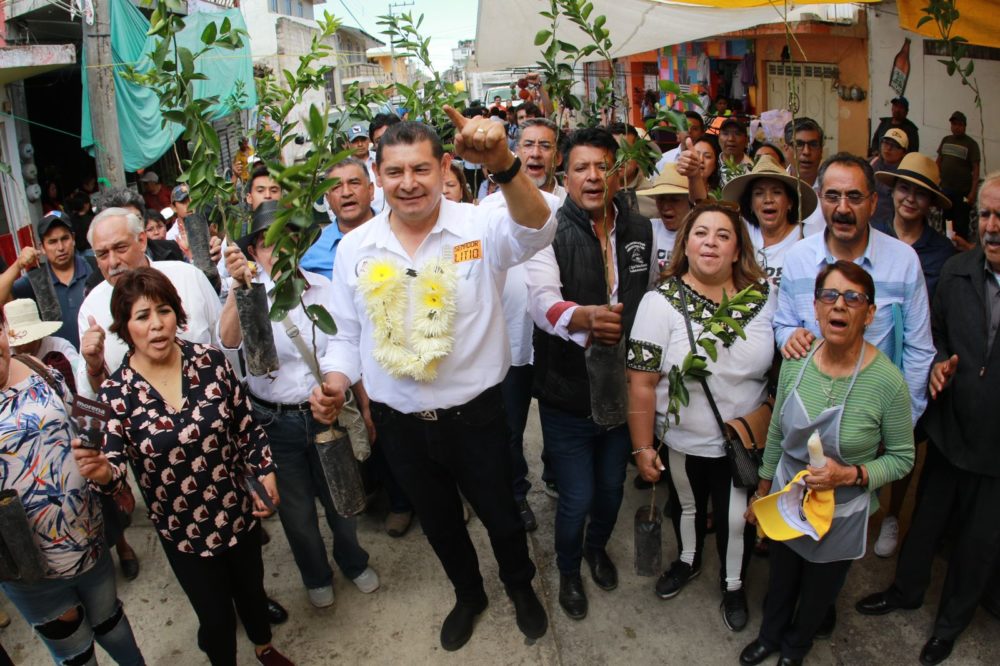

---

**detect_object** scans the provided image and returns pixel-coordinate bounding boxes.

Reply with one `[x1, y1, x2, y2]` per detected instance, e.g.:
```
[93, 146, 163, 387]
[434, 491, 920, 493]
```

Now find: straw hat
[636, 163, 689, 197]
[754, 470, 835, 542]
[721, 155, 818, 219]
[875, 152, 952, 209]
[4, 299, 61, 347]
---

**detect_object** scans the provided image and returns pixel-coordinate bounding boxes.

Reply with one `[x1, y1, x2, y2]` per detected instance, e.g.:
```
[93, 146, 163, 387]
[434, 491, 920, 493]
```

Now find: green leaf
[200, 20, 217, 45]
[697, 338, 718, 362]
[534, 30, 552, 46]
[305, 304, 338, 335]
[178, 47, 195, 76]
[916, 15, 933, 27]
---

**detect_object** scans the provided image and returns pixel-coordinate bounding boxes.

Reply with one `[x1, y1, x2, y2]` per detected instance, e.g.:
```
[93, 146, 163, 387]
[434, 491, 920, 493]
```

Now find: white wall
[242, 0, 280, 59]
[869, 5, 998, 171]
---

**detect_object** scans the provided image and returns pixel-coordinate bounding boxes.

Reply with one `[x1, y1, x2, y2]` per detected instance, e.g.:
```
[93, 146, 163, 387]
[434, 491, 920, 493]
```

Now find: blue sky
[320, 0, 479, 71]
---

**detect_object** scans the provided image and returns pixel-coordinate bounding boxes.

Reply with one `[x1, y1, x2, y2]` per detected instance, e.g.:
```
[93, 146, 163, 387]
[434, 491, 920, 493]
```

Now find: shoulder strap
[13, 354, 60, 395]
[675, 280, 729, 440]
[279, 316, 323, 384]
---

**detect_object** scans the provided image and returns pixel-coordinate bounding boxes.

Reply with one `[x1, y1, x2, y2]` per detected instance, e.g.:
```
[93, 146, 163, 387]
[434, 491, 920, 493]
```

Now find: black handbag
[676, 282, 761, 489]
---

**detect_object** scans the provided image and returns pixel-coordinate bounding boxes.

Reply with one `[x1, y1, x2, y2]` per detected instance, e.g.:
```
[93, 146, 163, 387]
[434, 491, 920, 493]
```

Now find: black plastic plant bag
[585, 337, 628, 426]
[234, 284, 280, 376]
[634, 503, 662, 577]
[314, 426, 367, 517]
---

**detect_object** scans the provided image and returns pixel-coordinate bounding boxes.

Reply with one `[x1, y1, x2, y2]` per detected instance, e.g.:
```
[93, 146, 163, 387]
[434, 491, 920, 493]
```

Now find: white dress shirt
[325, 197, 557, 413]
[219, 269, 337, 404]
[366, 156, 385, 213]
[524, 204, 658, 348]
[75, 260, 222, 398]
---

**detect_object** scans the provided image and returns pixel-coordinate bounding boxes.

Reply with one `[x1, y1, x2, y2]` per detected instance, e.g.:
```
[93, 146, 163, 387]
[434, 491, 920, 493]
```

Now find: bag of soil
[585, 337, 628, 426]
[26, 265, 62, 322]
[314, 426, 367, 517]
[0, 490, 46, 583]
[234, 284, 280, 376]
[634, 503, 662, 577]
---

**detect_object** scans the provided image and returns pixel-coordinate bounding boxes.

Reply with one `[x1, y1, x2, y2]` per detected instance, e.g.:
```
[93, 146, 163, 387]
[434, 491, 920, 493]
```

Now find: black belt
[250, 393, 312, 413]
[371, 384, 501, 422]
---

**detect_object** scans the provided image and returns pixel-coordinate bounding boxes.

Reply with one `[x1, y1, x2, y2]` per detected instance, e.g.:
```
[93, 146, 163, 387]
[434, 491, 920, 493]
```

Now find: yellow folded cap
[755, 470, 835, 542]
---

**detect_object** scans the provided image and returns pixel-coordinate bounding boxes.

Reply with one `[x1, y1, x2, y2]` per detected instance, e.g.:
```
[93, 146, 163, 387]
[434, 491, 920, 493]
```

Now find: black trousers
[162, 525, 271, 666]
[890, 442, 1000, 640]
[373, 385, 536, 604]
[758, 541, 853, 660]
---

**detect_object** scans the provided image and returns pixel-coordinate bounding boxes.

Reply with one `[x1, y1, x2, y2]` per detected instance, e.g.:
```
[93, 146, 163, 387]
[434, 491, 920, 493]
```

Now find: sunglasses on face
[815, 288, 870, 308]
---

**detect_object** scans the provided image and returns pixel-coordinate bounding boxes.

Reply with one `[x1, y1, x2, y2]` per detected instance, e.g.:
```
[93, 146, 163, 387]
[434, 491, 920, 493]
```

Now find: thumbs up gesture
[929, 354, 959, 399]
[675, 138, 701, 178]
[81, 315, 106, 376]
[444, 105, 513, 173]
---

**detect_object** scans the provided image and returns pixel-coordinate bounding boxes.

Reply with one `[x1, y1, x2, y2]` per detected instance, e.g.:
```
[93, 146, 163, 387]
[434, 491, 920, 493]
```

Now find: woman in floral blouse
[0, 305, 143, 665]
[72, 267, 292, 666]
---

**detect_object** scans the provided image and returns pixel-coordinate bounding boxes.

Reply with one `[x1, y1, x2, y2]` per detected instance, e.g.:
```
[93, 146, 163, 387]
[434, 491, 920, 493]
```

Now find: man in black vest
[525, 127, 656, 620]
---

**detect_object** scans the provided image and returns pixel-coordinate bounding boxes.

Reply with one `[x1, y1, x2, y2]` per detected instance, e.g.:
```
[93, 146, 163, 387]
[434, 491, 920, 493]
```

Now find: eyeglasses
[794, 140, 821, 150]
[520, 140, 554, 151]
[820, 191, 872, 206]
[815, 288, 870, 308]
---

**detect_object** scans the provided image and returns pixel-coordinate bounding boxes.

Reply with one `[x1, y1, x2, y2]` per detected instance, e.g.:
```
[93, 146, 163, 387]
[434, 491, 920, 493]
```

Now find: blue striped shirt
[774, 227, 934, 424]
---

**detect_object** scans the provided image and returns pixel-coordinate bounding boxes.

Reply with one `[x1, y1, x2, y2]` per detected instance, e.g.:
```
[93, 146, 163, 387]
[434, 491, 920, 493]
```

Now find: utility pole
[83, 0, 126, 188]
[387, 1, 414, 88]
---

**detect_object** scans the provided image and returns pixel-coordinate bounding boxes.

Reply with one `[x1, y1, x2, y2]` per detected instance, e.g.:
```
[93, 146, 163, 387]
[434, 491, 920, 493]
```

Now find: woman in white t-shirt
[636, 163, 692, 272]
[721, 155, 817, 291]
[626, 202, 775, 633]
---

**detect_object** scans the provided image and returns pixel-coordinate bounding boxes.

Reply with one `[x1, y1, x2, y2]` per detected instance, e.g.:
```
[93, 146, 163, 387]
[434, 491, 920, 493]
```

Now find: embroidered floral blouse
[1, 369, 104, 578]
[97, 341, 274, 557]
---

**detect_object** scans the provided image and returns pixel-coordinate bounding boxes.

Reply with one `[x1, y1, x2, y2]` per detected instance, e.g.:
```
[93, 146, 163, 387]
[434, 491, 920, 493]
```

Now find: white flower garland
[357, 257, 458, 382]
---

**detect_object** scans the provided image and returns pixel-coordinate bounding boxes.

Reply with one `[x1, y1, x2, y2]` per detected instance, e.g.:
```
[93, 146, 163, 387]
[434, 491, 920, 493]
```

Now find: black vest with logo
[532, 192, 653, 417]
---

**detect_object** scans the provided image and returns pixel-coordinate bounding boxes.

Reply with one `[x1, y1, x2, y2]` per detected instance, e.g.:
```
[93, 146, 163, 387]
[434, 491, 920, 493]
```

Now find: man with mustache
[855, 173, 1000, 666]
[773, 153, 935, 452]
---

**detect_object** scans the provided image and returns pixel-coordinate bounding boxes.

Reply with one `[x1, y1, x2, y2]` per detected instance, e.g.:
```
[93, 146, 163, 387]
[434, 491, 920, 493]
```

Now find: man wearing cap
[718, 118, 753, 187]
[774, 153, 935, 429]
[937, 111, 981, 242]
[871, 128, 910, 227]
[636, 163, 690, 271]
[166, 184, 190, 242]
[220, 200, 380, 610]
[856, 172, 1000, 666]
[0, 212, 94, 350]
[871, 97, 920, 156]
[309, 112, 553, 650]
[140, 171, 171, 212]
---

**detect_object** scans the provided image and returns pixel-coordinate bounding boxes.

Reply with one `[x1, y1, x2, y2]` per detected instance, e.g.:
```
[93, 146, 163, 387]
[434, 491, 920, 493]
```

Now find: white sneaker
[307, 585, 335, 608]
[352, 567, 380, 594]
[874, 516, 899, 558]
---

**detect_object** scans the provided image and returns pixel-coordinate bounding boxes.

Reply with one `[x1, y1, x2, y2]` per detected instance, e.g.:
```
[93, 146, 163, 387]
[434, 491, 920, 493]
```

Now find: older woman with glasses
[628, 201, 775, 633]
[740, 261, 915, 666]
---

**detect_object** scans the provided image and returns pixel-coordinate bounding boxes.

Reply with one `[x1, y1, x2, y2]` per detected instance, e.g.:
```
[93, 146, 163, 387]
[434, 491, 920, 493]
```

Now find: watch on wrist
[490, 154, 521, 185]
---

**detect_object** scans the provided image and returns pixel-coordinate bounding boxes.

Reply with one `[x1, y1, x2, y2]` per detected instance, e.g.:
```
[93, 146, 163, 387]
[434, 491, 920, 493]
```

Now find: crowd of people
[0, 88, 998, 666]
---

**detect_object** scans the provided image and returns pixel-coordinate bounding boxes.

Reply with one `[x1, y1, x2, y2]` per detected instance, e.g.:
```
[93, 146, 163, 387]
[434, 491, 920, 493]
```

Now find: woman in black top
[73, 267, 293, 666]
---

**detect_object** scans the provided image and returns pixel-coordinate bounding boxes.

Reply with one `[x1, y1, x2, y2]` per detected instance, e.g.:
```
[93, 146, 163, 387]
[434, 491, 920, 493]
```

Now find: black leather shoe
[518, 500, 537, 533]
[119, 554, 140, 581]
[506, 585, 547, 639]
[583, 547, 618, 591]
[814, 605, 836, 639]
[559, 573, 588, 620]
[739, 640, 775, 666]
[266, 598, 288, 625]
[855, 590, 919, 616]
[777, 657, 803, 666]
[440, 597, 488, 651]
[919, 637, 954, 666]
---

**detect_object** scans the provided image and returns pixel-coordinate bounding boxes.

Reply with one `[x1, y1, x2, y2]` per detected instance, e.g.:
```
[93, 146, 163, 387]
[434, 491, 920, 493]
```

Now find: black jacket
[924, 247, 1000, 477]
[532, 192, 653, 416]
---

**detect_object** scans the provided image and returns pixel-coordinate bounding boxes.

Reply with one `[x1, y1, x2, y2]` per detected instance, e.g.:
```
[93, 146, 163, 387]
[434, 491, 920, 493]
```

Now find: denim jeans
[253, 404, 370, 588]
[501, 364, 533, 502]
[1, 551, 144, 666]
[538, 402, 631, 574]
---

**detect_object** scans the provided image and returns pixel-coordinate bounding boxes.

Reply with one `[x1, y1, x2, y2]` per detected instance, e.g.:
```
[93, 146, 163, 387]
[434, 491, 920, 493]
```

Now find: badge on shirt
[453, 240, 482, 263]
[625, 240, 649, 274]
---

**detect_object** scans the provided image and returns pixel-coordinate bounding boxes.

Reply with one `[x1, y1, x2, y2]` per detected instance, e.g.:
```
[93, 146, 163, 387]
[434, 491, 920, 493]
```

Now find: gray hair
[93, 187, 147, 217]
[327, 157, 370, 182]
[981, 171, 1000, 198]
[518, 117, 559, 140]
[817, 152, 876, 195]
[88, 207, 144, 247]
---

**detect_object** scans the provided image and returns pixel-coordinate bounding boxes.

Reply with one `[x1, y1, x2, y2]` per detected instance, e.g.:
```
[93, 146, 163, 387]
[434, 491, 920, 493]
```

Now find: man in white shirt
[309, 111, 554, 651]
[220, 201, 379, 610]
[524, 126, 657, 622]
[482, 117, 566, 532]
[77, 208, 222, 398]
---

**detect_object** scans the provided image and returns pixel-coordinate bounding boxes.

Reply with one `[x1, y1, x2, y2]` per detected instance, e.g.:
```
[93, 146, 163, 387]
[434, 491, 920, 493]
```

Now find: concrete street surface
[2, 403, 998, 664]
